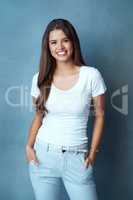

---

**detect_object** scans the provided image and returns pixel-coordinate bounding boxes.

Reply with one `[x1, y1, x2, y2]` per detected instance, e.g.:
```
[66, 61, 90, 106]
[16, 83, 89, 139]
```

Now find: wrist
[89, 147, 99, 154]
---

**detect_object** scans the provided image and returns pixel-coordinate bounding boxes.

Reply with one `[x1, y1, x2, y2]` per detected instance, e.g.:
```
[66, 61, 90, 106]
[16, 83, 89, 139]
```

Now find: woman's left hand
[84, 151, 97, 168]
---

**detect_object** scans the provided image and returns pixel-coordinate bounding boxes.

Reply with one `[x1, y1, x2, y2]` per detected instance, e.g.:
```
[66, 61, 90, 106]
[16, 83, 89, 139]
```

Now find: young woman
[25, 18, 107, 200]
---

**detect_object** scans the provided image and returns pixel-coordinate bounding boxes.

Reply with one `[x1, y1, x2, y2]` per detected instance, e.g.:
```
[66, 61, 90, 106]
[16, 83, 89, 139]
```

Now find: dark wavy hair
[35, 18, 86, 117]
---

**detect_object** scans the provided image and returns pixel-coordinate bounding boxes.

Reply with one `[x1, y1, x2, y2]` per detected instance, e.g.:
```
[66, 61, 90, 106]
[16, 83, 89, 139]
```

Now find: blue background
[0, 0, 132, 199]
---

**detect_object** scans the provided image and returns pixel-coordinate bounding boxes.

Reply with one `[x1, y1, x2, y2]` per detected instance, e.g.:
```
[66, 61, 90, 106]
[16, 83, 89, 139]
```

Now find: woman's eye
[64, 39, 69, 42]
[51, 41, 56, 45]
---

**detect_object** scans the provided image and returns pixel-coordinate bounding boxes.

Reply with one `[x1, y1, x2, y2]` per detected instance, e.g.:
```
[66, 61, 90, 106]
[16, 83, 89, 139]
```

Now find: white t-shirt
[30, 66, 107, 146]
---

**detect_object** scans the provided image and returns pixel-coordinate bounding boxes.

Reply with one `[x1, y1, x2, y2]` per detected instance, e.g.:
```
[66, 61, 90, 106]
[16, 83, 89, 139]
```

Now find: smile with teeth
[57, 51, 67, 56]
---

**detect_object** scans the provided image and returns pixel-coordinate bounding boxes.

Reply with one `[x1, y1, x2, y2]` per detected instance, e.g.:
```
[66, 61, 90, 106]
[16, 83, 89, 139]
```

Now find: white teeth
[57, 51, 66, 55]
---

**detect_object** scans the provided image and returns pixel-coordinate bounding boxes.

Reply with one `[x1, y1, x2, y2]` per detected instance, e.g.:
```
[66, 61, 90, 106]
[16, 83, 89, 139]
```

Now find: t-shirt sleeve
[30, 72, 40, 98]
[91, 68, 107, 97]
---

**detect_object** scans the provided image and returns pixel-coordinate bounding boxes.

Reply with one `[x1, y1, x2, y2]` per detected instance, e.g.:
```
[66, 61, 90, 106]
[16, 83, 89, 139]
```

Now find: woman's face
[48, 29, 73, 63]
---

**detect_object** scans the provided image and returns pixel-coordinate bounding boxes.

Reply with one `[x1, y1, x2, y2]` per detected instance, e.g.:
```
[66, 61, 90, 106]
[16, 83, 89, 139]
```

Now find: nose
[57, 41, 64, 50]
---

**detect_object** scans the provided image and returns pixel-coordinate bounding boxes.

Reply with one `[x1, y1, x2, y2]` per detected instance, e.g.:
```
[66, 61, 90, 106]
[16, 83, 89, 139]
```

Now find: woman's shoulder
[82, 65, 107, 96]
[32, 71, 39, 79]
[31, 72, 39, 83]
[81, 65, 101, 76]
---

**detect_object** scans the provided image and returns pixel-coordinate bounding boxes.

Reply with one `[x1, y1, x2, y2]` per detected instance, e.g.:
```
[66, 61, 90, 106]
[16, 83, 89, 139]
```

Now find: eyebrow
[49, 37, 69, 42]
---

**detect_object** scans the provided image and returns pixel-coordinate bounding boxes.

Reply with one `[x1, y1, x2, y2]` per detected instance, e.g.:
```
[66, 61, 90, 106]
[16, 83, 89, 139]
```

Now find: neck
[55, 60, 79, 76]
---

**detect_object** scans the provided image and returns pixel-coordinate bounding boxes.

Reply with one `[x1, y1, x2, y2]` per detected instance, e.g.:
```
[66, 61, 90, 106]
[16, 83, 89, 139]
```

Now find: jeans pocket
[78, 152, 93, 169]
[33, 141, 53, 167]
[28, 160, 36, 166]
[78, 152, 86, 164]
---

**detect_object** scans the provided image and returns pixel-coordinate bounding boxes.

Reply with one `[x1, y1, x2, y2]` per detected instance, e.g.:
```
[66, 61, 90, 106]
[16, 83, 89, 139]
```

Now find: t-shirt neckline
[51, 66, 84, 93]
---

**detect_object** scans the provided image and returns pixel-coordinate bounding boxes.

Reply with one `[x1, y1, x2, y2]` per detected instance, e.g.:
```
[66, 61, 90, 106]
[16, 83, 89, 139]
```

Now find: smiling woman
[26, 18, 107, 200]
[49, 29, 73, 63]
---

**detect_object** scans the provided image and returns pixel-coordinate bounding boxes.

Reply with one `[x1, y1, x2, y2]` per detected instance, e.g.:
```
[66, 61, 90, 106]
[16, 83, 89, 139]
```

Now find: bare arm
[25, 97, 44, 164]
[85, 94, 106, 167]
[26, 97, 43, 148]
[89, 94, 105, 154]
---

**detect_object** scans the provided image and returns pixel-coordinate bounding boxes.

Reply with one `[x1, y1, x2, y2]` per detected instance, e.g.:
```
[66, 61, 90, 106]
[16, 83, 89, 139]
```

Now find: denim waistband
[34, 138, 89, 153]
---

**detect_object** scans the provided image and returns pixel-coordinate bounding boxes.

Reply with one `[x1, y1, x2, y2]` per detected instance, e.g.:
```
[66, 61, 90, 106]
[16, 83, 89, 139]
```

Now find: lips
[56, 50, 67, 55]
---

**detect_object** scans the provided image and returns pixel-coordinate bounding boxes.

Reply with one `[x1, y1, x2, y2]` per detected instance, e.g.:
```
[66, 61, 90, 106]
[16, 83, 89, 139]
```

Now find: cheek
[49, 46, 56, 55]
[66, 43, 73, 54]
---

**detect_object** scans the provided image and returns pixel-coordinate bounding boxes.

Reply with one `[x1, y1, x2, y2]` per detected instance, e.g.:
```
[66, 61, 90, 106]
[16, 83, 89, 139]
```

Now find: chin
[55, 55, 72, 62]
[56, 58, 69, 62]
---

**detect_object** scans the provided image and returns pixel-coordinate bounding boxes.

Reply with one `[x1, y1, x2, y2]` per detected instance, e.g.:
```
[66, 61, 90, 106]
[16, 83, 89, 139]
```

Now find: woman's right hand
[25, 145, 40, 165]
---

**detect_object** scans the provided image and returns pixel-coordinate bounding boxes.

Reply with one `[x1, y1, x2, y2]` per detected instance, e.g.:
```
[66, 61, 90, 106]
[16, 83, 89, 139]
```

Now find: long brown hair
[35, 18, 86, 117]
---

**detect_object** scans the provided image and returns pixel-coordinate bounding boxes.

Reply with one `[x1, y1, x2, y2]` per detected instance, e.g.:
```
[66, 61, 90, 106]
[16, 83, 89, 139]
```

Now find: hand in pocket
[25, 145, 40, 165]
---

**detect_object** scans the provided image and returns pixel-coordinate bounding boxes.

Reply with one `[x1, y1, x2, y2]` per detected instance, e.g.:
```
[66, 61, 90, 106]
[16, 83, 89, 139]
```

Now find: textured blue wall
[0, 0, 132, 200]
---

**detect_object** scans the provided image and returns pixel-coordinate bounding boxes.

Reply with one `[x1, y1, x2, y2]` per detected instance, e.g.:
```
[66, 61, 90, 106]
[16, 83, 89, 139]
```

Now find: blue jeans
[28, 138, 98, 200]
